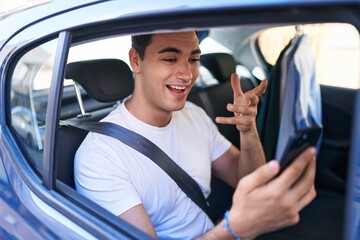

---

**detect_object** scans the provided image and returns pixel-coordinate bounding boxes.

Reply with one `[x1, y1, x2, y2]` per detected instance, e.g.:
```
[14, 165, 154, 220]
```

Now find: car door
[1, 1, 359, 240]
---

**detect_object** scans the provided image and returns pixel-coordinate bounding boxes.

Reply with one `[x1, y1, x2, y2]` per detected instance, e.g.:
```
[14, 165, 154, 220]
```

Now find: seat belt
[63, 120, 217, 223]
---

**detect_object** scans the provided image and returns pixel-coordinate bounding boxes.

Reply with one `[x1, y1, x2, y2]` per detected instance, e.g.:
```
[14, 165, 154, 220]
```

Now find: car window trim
[43, 31, 71, 190]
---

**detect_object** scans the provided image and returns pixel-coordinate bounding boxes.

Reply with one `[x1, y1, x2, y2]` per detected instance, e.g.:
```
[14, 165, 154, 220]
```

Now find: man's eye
[163, 58, 176, 62]
[190, 58, 200, 63]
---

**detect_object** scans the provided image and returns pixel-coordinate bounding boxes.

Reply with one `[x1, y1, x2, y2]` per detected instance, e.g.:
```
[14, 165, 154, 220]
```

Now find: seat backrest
[65, 59, 134, 102]
[56, 125, 88, 188]
[56, 59, 134, 188]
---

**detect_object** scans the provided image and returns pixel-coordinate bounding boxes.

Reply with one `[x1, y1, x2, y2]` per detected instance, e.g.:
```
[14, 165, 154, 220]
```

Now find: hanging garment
[275, 34, 322, 160]
[256, 41, 291, 161]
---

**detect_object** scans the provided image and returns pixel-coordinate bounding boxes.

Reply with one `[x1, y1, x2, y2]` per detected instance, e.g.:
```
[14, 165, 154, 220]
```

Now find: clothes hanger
[295, 25, 304, 36]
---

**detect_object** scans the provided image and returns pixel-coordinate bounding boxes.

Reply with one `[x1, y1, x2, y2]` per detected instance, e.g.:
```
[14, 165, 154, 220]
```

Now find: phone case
[279, 125, 323, 172]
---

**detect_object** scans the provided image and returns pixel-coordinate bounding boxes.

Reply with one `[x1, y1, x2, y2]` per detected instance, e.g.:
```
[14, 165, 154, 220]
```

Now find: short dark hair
[131, 34, 153, 60]
[131, 32, 199, 60]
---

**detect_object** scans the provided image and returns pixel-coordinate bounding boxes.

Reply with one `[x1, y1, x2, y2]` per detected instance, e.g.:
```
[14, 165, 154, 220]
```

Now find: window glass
[65, 36, 132, 87]
[10, 39, 58, 175]
[68, 36, 131, 63]
[200, 37, 232, 54]
[258, 23, 360, 89]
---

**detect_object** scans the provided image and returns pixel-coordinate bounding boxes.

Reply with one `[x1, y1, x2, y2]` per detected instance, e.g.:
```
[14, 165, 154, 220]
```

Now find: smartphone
[278, 125, 323, 172]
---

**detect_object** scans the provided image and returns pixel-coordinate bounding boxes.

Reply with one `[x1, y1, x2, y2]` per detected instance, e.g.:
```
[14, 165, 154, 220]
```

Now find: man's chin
[168, 102, 186, 112]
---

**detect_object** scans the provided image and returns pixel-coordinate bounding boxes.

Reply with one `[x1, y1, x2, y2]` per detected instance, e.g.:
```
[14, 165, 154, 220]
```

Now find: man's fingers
[215, 115, 252, 126]
[272, 147, 316, 190]
[289, 154, 317, 206]
[226, 103, 254, 115]
[252, 79, 268, 97]
[246, 92, 260, 107]
[295, 185, 317, 212]
[235, 161, 280, 193]
[231, 73, 244, 97]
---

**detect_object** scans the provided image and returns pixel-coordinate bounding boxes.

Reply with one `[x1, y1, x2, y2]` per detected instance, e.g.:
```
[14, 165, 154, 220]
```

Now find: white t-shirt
[74, 100, 231, 239]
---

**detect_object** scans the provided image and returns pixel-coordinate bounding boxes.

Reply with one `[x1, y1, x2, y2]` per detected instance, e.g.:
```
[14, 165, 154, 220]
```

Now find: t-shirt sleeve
[74, 133, 142, 216]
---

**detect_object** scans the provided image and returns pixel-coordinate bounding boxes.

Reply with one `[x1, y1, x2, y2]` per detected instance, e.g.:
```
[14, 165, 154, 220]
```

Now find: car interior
[9, 22, 358, 239]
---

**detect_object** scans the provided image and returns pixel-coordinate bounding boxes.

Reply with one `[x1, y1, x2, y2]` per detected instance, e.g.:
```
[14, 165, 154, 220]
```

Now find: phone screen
[279, 125, 323, 172]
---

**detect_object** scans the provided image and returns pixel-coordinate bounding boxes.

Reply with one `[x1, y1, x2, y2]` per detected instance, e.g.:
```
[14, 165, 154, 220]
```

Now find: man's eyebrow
[157, 47, 201, 55]
[158, 47, 182, 54]
[191, 49, 201, 55]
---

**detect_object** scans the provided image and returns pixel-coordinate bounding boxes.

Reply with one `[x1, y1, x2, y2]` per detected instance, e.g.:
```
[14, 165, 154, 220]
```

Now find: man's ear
[129, 48, 141, 74]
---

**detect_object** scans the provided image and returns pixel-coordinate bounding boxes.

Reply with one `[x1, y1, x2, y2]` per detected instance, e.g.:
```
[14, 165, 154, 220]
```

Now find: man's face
[132, 31, 200, 115]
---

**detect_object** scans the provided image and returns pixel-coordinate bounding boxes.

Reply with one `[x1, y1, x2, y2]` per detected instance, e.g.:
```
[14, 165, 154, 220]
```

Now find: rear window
[10, 38, 58, 175]
[258, 23, 360, 89]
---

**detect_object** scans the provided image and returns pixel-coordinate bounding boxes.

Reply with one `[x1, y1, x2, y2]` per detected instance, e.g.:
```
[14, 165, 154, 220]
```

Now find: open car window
[10, 38, 58, 175]
[258, 23, 360, 89]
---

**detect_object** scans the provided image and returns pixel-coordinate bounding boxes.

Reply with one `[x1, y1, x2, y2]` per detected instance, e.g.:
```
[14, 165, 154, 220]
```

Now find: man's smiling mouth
[167, 85, 187, 93]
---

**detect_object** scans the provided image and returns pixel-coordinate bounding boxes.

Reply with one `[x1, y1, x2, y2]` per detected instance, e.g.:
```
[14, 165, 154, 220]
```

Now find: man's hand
[227, 147, 317, 239]
[215, 73, 267, 132]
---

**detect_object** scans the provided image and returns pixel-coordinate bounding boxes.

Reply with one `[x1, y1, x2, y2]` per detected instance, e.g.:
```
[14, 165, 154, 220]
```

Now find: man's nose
[176, 60, 193, 82]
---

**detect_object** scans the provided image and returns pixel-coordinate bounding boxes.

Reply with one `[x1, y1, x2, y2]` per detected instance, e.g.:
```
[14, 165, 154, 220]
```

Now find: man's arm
[213, 74, 267, 188]
[199, 147, 317, 240]
[205, 74, 317, 239]
[119, 204, 158, 239]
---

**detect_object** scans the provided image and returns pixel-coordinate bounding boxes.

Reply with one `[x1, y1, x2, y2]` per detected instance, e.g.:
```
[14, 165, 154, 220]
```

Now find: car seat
[56, 59, 134, 188]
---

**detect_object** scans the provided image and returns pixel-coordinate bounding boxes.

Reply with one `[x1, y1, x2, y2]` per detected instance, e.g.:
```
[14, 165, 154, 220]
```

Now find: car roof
[1, 0, 358, 30]
[0, 0, 103, 46]
[0, 0, 358, 50]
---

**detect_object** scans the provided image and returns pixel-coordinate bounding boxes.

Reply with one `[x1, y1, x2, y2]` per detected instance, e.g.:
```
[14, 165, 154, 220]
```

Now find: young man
[75, 31, 316, 239]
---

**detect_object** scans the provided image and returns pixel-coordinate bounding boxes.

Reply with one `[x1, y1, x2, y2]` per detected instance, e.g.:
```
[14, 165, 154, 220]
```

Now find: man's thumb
[237, 160, 280, 192]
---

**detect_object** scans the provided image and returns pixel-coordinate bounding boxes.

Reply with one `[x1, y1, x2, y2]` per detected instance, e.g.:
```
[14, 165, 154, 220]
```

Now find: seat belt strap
[63, 120, 216, 222]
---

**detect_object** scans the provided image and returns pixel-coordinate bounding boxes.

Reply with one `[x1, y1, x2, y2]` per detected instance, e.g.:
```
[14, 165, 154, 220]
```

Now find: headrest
[65, 59, 134, 102]
[200, 53, 236, 83]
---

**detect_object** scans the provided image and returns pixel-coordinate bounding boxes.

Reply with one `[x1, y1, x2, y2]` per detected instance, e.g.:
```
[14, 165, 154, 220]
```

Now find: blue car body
[0, 0, 359, 239]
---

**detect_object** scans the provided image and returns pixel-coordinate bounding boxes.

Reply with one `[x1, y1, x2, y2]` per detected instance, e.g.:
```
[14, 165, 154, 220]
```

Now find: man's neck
[124, 96, 172, 127]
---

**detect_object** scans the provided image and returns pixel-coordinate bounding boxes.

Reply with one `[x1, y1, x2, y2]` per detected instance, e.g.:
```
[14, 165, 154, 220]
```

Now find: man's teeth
[169, 85, 186, 90]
